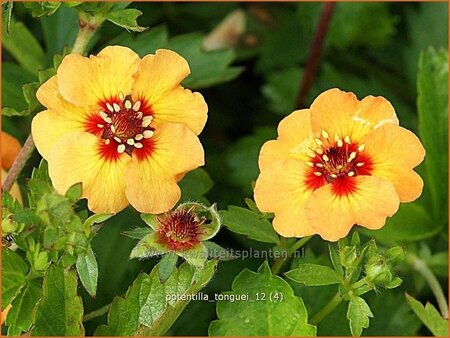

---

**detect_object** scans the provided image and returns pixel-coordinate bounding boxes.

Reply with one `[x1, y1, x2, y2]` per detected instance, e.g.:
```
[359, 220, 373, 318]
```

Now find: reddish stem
[296, 2, 336, 109]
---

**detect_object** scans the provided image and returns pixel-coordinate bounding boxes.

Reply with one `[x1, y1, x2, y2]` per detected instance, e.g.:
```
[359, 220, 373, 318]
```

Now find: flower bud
[364, 255, 393, 285]
[386, 246, 405, 265]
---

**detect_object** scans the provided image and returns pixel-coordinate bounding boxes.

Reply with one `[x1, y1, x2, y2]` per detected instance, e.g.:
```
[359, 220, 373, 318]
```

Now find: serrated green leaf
[33, 265, 84, 336]
[418, 47, 448, 222]
[2, 62, 35, 113]
[285, 264, 342, 286]
[121, 227, 152, 239]
[130, 231, 167, 259]
[220, 206, 279, 244]
[83, 213, 113, 229]
[96, 260, 218, 336]
[106, 9, 147, 32]
[406, 294, 448, 337]
[347, 296, 373, 337]
[179, 168, 214, 202]
[178, 243, 207, 269]
[1, 249, 28, 309]
[65, 182, 83, 203]
[6, 279, 42, 336]
[209, 261, 316, 336]
[359, 203, 438, 244]
[158, 253, 178, 283]
[23, 1, 61, 17]
[204, 241, 236, 261]
[2, 20, 45, 74]
[38, 68, 56, 84]
[76, 246, 98, 297]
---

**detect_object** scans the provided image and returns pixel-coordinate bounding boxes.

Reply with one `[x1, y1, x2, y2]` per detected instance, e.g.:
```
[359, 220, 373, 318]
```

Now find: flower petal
[355, 95, 399, 129]
[310, 88, 358, 137]
[258, 109, 314, 171]
[305, 176, 400, 241]
[363, 124, 426, 202]
[57, 46, 140, 107]
[254, 159, 315, 237]
[47, 132, 130, 214]
[1, 131, 21, 170]
[125, 122, 204, 214]
[32, 109, 86, 158]
[132, 49, 190, 103]
[150, 87, 208, 135]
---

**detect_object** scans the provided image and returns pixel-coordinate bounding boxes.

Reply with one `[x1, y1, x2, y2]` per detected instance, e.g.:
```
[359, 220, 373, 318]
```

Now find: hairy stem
[309, 292, 343, 325]
[2, 134, 35, 192]
[271, 236, 312, 275]
[296, 2, 336, 108]
[83, 303, 112, 322]
[409, 254, 448, 319]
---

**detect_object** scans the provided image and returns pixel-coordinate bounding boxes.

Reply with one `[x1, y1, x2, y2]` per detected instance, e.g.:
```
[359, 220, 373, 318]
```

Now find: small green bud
[386, 246, 405, 265]
[364, 256, 393, 285]
[340, 246, 359, 269]
[2, 214, 18, 234]
[34, 251, 49, 271]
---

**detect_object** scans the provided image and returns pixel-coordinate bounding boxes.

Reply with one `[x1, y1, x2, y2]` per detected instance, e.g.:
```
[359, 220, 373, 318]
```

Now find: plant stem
[2, 11, 102, 194]
[72, 12, 103, 54]
[271, 236, 312, 275]
[309, 292, 343, 325]
[296, 2, 336, 108]
[2, 134, 35, 192]
[83, 303, 112, 322]
[409, 254, 448, 319]
[287, 236, 313, 256]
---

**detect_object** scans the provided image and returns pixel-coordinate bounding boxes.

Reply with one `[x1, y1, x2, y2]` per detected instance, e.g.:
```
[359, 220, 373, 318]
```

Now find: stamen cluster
[98, 92, 155, 155]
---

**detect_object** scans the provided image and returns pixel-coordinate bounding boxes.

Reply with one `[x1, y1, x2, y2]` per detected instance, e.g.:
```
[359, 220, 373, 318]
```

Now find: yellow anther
[344, 136, 351, 144]
[322, 154, 329, 162]
[358, 144, 366, 152]
[314, 172, 322, 176]
[356, 162, 364, 167]
[348, 171, 355, 177]
[321, 130, 329, 139]
[315, 138, 323, 146]
[337, 139, 343, 147]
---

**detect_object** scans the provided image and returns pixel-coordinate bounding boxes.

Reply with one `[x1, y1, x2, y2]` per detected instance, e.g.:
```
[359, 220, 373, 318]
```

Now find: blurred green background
[2, 2, 448, 336]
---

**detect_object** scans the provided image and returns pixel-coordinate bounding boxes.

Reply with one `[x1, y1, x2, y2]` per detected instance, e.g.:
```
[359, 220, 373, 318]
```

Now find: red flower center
[157, 208, 206, 251]
[305, 130, 373, 194]
[96, 93, 155, 156]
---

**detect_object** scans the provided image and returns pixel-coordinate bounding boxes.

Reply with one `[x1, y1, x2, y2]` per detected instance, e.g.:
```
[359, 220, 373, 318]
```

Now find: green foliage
[1, 3, 448, 337]
[220, 206, 279, 244]
[209, 261, 316, 336]
[346, 296, 373, 337]
[285, 264, 342, 286]
[106, 9, 147, 32]
[76, 246, 99, 297]
[406, 294, 449, 337]
[417, 47, 449, 222]
[6, 280, 42, 336]
[2, 20, 45, 74]
[1, 249, 28, 309]
[179, 168, 214, 202]
[111, 25, 242, 89]
[96, 260, 218, 336]
[23, 2, 61, 17]
[360, 204, 437, 244]
[33, 265, 84, 336]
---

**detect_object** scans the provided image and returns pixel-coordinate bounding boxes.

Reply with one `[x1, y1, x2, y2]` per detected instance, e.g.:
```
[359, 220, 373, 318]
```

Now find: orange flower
[254, 88, 425, 241]
[1, 131, 22, 203]
[32, 46, 207, 214]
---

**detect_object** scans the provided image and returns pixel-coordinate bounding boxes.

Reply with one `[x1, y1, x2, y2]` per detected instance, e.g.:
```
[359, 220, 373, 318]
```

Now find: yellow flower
[254, 88, 425, 241]
[1, 131, 22, 203]
[32, 46, 207, 214]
